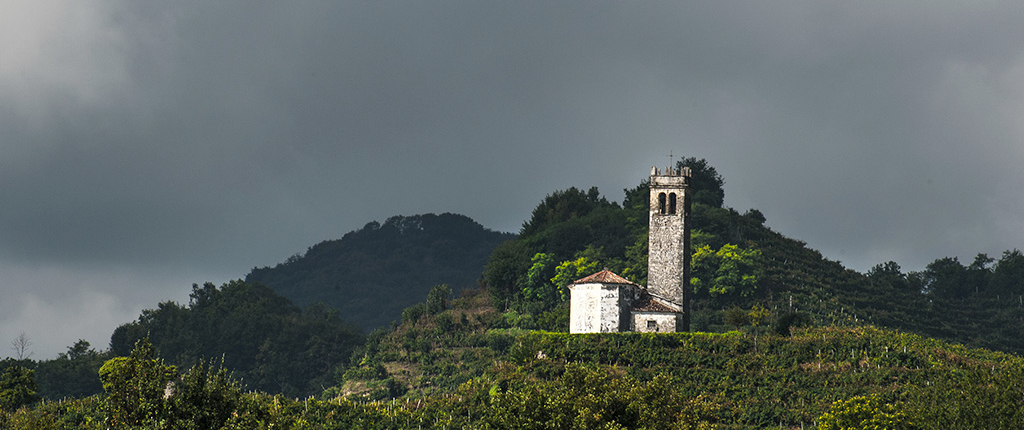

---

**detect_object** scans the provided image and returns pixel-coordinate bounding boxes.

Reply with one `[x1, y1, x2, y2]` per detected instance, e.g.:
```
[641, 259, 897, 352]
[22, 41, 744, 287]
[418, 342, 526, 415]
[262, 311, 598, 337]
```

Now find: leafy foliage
[676, 157, 726, 208]
[486, 363, 718, 430]
[97, 339, 279, 430]
[520, 253, 556, 304]
[426, 284, 453, 315]
[165, 359, 247, 430]
[486, 187, 634, 300]
[817, 394, 917, 430]
[550, 256, 600, 300]
[98, 339, 177, 428]
[0, 366, 38, 411]
[691, 243, 763, 299]
[109, 280, 363, 397]
[34, 340, 108, 400]
[247, 213, 513, 330]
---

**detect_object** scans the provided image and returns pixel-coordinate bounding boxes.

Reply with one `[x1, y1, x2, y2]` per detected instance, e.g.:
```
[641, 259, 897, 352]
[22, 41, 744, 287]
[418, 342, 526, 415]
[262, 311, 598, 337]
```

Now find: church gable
[567, 269, 641, 334]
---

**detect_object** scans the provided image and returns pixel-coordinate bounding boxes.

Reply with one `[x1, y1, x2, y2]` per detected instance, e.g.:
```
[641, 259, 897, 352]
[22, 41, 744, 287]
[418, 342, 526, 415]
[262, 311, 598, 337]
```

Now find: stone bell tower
[647, 165, 692, 331]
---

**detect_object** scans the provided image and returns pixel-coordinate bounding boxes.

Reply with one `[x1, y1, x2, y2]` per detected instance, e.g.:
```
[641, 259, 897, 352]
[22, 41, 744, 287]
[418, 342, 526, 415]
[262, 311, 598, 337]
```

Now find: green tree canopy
[100, 339, 250, 430]
[992, 249, 1024, 297]
[109, 280, 363, 397]
[691, 243, 763, 300]
[520, 187, 613, 235]
[427, 284, 453, 315]
[550, 256, 600, 302]
[99, 338, 178, 428]
[0, 366, 37, 411]
[677, 157, 725, 208]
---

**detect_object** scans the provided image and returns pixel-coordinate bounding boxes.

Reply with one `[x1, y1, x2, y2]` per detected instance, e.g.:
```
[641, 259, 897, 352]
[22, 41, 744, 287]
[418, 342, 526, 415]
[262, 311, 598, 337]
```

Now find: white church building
[568, 165, 692, 333]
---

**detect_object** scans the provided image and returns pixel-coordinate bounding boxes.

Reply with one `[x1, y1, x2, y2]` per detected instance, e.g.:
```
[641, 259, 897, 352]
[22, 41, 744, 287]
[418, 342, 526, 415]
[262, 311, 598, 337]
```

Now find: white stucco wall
[569, 283, 636, 333]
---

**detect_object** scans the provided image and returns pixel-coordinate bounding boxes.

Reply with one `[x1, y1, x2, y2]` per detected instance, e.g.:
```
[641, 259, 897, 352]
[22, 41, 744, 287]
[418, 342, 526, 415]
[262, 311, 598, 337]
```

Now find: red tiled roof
[631, 295, 678, 313]
[571, 269, 637, 286]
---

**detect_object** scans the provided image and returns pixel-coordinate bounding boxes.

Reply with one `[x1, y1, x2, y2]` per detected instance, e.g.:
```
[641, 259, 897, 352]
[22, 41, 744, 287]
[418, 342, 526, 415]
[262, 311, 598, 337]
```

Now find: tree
[991, 249, 1024, 298]
[774, 311, 809, 336]
[621, 232, 648, 286]
[167, 359, 244, 430]
[98, 338, 252, 430]
[520, 187, 612, 236]
[521, 253, 558, 307]
[550, 256, 600, 302]
[483, 239, 534, 306]
[691, 243, 763, 299]
[10, 333, 31, 360]
[867, 261, 910, 292]
[99, 338, 178, 428]
[724, 307, 750, 330]
[743, 208, 766, 224]
[676, 157, 726, 208]
[622, 179, 650, 230]
[34, 339, 107, 399]
[401, 302, 427, 325]
[109, 280, 363, 398]
[748, 304, 769, 331]
[921, 257, 969, 299]
[427, 284, 453, 315]
[0, 366, 37, 411]
[967, 253, 994, 295]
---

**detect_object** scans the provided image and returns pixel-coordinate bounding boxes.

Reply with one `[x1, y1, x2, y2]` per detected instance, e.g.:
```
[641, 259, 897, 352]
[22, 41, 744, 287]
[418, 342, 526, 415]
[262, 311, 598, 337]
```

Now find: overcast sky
[3, 1, 1024, 359]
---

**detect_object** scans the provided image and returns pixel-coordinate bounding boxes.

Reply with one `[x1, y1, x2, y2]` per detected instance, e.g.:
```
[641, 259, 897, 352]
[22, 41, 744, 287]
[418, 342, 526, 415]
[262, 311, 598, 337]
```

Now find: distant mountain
[246, 213, 514, 330]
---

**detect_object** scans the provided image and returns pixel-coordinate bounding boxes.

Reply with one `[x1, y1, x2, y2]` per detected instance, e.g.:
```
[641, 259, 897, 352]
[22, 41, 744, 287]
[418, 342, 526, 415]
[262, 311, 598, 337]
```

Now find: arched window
[669, 193, 677, 215]
[658, 193, 667, 215]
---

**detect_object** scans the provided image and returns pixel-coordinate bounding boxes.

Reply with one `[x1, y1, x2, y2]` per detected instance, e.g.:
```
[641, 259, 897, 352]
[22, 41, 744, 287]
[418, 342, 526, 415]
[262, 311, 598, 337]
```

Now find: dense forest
[2, 157, 1023, 429]
[246, 213, 513, 330]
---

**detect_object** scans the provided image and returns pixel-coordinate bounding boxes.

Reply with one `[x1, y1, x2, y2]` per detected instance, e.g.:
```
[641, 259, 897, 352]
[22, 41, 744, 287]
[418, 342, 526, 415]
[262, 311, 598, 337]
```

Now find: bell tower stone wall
[647, 165, 692, 331]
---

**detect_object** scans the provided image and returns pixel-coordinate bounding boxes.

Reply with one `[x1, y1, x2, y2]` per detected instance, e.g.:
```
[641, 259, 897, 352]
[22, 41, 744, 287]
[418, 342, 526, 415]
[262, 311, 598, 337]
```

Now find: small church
[568, 165, 692, 333]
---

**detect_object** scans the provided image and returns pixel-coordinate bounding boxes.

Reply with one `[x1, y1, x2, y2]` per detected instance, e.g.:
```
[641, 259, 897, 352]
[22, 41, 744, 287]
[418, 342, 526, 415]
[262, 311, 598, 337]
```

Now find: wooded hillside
[246, 213, 513, 330]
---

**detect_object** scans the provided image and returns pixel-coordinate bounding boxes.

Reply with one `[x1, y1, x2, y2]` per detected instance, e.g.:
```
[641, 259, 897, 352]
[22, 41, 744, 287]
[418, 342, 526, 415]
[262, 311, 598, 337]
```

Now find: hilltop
[246, 213, 514, 330]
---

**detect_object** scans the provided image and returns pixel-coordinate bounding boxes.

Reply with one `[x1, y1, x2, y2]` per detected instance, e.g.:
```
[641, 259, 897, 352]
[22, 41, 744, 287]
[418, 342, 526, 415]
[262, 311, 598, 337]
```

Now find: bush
[817, 394, 916, 430]
[402, 303, 428, 324]
[0, 367, 38, 411]
[435, 311, 456, 332]
[427, 284, 453, 315]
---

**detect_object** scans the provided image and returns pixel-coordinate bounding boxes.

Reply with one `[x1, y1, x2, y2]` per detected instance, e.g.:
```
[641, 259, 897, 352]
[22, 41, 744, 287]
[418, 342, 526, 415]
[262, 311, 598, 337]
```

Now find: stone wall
[631, 311, 680, 333]
[648, 171, 690, 307]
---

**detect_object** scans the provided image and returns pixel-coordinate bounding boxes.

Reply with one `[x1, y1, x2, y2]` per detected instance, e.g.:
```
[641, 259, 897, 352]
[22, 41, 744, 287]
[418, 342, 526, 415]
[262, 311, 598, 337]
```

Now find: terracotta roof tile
[571, 269, 637, 286]
[632, 294, 679, 313]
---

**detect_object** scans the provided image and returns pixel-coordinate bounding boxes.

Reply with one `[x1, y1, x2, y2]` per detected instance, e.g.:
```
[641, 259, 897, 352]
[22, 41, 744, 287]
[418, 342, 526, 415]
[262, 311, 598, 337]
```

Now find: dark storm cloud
[3, 1, 1024, 357]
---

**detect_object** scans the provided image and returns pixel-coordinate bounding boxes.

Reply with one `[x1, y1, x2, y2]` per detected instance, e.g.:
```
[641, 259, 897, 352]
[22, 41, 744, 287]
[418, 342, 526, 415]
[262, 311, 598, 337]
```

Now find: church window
[658, 193, 667, 215]
[669, 193, 677, 215]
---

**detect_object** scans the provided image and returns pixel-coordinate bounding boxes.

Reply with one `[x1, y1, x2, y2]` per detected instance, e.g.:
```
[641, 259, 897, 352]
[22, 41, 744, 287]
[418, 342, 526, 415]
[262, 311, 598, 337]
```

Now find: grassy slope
[338, 289, 1024, 429]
